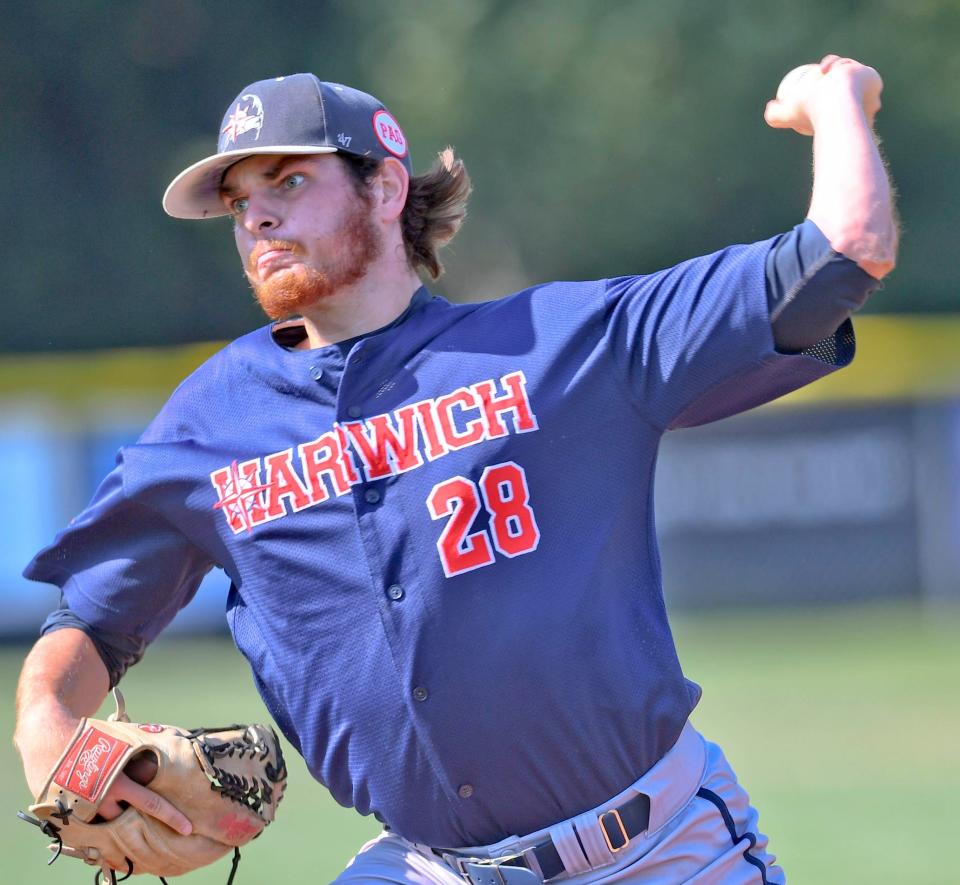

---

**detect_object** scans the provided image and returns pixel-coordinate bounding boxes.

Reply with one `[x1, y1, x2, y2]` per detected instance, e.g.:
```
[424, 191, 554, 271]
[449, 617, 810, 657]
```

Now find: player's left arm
[766, 54, 898, 279]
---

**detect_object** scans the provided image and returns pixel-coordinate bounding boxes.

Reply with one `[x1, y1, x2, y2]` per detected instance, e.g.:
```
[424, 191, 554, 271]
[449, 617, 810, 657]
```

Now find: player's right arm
[14, 627, 193, 834]
[15, 447, 211, 834]
[15, 628, 108, 797]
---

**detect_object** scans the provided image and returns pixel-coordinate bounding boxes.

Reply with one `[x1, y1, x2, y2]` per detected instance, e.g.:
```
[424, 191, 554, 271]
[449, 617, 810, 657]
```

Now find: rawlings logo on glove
[18, 690, 287, 885]
[55, 727, 130, 800]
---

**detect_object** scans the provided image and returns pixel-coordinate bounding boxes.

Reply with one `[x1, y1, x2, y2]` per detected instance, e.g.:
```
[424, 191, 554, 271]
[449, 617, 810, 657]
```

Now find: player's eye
[230, 197, 249, 215]
[282, 173, 305, 190]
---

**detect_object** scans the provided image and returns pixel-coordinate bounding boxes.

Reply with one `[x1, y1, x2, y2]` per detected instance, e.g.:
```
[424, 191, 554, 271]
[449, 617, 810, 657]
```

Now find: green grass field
[3, 603, 957, 884]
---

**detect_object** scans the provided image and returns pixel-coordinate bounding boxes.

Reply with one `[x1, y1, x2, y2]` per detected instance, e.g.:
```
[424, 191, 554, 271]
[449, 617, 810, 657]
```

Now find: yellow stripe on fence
[0, 315, 957, 407]
[777, 315, 960, 406]
[0, 342, 224, 404]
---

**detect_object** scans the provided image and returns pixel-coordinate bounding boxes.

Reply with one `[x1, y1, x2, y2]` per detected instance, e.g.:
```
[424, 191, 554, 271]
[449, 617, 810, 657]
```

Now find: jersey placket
[336, 337, 467, 821]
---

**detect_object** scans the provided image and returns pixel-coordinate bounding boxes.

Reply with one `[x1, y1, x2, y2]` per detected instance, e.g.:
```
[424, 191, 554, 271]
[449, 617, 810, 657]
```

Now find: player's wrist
[807, 63, 882, 132]
[805, 83, 868, 131]
[14, 704, 82, 797]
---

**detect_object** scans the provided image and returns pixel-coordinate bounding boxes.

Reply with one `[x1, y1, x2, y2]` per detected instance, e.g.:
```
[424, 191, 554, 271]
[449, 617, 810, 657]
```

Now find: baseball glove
[18, 689, 286, 884]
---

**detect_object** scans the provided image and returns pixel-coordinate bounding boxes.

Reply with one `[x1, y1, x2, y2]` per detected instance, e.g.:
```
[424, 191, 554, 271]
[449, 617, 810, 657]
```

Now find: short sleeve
[23, 450, 214, 642]
[603, 236, 855, 430]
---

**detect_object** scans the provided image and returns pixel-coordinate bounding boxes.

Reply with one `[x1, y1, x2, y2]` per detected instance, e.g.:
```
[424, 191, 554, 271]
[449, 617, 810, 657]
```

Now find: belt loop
[442, 852, 469, 879]
[546, 819, 590, 876]
[570, 809, 616, 868]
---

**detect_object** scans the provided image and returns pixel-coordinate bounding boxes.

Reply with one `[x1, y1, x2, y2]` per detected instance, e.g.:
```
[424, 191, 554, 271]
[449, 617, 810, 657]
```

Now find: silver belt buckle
[453, 853, 539, 885]
[446, 854, 504, 883]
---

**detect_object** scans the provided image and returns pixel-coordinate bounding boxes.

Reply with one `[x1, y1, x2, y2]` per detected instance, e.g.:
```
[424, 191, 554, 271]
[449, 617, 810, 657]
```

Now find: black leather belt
[435, 792, 651, 884]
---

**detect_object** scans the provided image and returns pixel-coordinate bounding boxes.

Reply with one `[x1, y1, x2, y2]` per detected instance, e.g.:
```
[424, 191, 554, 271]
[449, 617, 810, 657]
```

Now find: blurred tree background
[2, 0, 956, 352]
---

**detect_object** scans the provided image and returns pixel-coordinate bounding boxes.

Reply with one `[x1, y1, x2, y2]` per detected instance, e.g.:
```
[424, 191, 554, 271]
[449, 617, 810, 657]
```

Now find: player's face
[220, 154, 382, 319]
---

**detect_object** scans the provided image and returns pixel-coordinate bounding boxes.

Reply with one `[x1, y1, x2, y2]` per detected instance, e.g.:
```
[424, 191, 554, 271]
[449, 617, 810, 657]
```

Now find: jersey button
[364, 488, 381, 504]
[347, 405, 362, 418]
[309, 365, 323, 381]
[457, 784, 474, 799]
[413, 686, 428, 702]
[387, 584, 405, 601]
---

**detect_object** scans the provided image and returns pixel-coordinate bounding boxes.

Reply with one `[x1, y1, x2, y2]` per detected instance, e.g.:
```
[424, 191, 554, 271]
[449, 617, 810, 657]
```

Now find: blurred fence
[658, 314, 960, 608]
[657, 399, 958, 607]
[2, 316, 958, 637]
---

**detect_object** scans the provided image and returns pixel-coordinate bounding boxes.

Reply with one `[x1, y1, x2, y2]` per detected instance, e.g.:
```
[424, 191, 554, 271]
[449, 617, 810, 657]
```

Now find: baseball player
[15, 55, 896, 884]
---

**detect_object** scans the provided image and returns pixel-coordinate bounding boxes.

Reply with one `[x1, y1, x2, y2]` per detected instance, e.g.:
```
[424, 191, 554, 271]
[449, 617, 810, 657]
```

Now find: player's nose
[240, 195, 282, 234]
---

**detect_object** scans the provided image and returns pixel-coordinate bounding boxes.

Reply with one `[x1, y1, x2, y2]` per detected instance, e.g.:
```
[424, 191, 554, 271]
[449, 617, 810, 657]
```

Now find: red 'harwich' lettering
[435, 388, 485, 450]
[300, 430, 355, 503]
[343, 407, 423, 480]
[475, 371, 538, 437]
[410, 399, 446, 461]
[211, 459, 270, 534]
[210, 371, 538, 534]
[262, 449, 312, 519]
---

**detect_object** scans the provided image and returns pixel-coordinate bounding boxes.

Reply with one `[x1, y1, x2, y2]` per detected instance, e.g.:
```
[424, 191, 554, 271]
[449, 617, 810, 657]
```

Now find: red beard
[245, 198, 383, 320]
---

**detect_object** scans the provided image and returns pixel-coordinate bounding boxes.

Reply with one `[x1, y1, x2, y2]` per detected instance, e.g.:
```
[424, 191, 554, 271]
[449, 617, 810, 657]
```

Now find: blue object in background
[1, 418, 229, 638]
[0, 420, 66, 634]
[84, 427, 230, 635]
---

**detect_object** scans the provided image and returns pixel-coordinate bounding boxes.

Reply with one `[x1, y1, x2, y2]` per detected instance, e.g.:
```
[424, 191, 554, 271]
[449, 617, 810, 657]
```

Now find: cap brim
[162, 145, 338, 219]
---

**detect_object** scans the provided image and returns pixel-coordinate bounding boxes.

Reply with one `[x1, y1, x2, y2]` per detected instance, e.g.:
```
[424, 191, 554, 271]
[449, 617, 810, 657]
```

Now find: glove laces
[17, 811, 244, 885]
[87, 846, 242, 885]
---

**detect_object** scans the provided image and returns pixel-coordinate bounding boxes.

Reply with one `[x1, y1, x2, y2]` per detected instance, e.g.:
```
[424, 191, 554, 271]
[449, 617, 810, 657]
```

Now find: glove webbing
[189, 726, 286, 814]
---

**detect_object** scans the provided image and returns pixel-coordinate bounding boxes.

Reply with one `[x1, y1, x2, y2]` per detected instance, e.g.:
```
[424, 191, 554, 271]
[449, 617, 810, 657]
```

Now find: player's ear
[375, 158, 409, 223]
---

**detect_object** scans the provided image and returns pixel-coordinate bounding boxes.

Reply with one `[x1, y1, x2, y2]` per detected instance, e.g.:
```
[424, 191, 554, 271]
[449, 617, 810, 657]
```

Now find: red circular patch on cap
[138, 724, 165, 733]
[371, 109, 408, 158]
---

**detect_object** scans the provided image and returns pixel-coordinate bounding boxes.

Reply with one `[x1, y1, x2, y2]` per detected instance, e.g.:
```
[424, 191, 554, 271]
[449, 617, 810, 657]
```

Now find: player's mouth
[256, 249, 297, 276]
[248, 241, 302, 279]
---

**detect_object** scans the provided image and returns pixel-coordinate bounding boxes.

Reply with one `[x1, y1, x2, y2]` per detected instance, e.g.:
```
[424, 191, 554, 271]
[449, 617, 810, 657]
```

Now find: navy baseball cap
[163, 73, 412, 219]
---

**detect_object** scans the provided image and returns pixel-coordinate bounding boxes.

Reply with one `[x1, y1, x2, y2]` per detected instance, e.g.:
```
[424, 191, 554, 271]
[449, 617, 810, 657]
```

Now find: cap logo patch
[372, 110, 408, 158]
[221, 94, 264, 147]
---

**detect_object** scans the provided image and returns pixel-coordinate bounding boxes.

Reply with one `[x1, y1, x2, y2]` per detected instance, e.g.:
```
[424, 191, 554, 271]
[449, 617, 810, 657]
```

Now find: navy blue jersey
[26, 234, 853, 847]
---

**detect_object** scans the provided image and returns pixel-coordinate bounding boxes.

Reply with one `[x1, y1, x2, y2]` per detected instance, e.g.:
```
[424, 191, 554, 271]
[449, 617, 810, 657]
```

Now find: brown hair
[341, 148, 471, 279]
